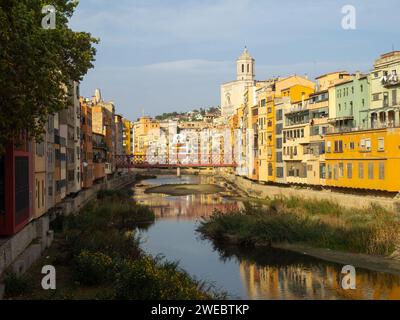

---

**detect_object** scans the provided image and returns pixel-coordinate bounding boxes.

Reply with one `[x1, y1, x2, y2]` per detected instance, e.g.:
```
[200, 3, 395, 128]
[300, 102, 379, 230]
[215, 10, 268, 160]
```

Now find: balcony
[381, 74, 400, 88]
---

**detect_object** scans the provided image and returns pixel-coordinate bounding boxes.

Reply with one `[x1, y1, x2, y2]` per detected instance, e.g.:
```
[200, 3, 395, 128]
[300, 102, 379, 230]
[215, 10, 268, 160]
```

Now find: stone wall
[0, 173, 136, 293]
[222, 174, 400, 212]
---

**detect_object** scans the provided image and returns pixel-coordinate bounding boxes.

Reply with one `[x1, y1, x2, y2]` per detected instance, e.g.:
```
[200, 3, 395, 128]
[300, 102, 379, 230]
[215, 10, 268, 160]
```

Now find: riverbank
[3, 188, 222, 300]
[0, 173, 138, 299]
[198, 195, 400, 274]
[273, 243, 400, 276]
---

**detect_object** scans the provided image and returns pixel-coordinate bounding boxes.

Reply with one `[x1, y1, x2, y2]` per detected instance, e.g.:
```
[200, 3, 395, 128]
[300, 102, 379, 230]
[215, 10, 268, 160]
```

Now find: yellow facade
[325, 127, 400, 192]
[133, 117, 160, 158]
[122, 118, 132, 155]
[257, 89, 269, 182]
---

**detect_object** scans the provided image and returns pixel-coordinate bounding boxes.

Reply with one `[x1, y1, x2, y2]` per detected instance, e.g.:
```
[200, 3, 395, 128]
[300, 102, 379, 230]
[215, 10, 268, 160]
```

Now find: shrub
[4, 272, 31, 297]
[198, 196, 400, 256]
[73, 251, 114, 286]
[114, 257, 211, 300]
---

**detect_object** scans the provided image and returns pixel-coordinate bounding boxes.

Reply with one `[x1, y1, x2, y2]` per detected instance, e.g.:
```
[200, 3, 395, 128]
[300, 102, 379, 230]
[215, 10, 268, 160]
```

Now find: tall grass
[198, 196, 400, 256]
[28, 188, 222, 300]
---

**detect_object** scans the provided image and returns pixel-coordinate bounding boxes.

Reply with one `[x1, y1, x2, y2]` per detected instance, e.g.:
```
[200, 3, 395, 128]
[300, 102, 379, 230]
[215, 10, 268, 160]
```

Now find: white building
[220, 47, 256, 117]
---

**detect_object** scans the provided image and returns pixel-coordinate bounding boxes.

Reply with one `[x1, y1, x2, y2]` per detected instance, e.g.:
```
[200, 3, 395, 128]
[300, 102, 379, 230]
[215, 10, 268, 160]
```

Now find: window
[276, 138, 282, 149]
[328, 165, 332, 179]
[358, 162, 364, 179]
[333, 165, 338, 180]
[368, 162, 374, 180]
[339, 163, 344, 178]
[349, 142, 355, 150]
[327, 141, 332, 153]
[42, 180, 45, 207]
[347, 163, 353, 179]
[365, 139, 371, 151]
[378, 138, 385, 151]
[379, 162, 385, 180]
[276, 123, 283, 135]
[268, 163, 273, 176]
[372, 93, 381, 101]
[320, 163, 326, 179]
[36, 141, 45, 157]
[334, 140, 343, 153]
[276, 110, 283, 121]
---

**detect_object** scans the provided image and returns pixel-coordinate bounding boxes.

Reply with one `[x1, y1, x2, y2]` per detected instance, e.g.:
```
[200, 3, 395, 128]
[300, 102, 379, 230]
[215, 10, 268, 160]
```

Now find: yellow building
[257, 76, 316, 184]
[325, 127, 400, 192]
[122, 118, 132, 155]
[133, 117, 160, 160]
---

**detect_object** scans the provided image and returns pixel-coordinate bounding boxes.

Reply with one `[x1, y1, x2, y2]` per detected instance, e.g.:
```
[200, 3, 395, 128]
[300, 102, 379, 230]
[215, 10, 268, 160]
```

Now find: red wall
[0, 142, 33, 237]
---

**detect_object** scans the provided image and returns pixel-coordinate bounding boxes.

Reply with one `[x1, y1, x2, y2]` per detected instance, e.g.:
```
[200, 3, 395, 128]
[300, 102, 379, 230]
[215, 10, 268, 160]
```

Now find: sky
[69, 0, 400, 121]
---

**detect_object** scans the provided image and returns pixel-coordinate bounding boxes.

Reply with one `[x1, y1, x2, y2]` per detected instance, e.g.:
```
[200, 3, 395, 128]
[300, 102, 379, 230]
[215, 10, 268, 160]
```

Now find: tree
[0, 0, 98, 151]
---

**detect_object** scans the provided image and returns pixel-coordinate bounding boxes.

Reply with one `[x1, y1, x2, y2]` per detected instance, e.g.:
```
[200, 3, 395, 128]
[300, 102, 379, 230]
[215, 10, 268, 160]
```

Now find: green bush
[73, 251, 114, 286]
[114, 257, 211, 300]
[4, 272, 31, 297]
[198, 196, 400, 256]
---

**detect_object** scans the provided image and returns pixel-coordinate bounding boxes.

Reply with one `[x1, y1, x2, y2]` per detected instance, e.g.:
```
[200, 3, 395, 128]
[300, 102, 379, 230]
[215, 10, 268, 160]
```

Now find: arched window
[247, 64, 249, 73]
[242, 64, 244, 73]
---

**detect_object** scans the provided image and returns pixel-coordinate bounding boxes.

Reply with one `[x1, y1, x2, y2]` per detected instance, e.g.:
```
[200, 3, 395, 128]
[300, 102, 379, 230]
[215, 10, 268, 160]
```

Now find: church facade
[220, 48, 256, 117]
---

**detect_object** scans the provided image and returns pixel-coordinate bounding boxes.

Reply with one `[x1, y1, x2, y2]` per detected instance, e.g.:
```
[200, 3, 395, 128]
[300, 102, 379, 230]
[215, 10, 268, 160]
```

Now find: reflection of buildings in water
[134, 185, 240, 219]
[240, 261, 400, 300]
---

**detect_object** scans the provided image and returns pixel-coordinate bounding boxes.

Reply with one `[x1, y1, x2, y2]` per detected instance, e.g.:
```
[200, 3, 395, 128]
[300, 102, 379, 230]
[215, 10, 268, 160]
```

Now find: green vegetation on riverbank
[4, 189, 221, 300]
[198, 196, 400, 256]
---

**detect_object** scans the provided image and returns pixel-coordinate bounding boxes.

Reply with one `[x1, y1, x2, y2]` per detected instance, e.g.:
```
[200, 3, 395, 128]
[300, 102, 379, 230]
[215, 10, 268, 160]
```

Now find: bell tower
[236, 47, 255, 81]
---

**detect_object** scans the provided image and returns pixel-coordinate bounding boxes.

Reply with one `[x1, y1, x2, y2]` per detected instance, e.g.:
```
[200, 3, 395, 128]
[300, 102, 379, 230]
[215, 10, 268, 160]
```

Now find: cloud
[71, 0, 400, 120]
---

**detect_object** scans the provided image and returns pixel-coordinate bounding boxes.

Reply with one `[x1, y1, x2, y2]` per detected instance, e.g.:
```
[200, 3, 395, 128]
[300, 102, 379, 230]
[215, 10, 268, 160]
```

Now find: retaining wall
[222, 174, 400, 212]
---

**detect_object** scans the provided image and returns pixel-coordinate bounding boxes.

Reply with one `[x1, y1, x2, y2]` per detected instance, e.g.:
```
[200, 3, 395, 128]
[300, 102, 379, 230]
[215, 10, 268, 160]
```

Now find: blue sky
[69, 0, 400, 121]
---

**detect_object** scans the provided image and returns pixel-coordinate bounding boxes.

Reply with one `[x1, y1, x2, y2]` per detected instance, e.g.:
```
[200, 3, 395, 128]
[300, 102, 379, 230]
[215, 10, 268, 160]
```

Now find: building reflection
[135, 190, 240, 219]
[134, 176, 241, 219]
[239, 261, 400, 300]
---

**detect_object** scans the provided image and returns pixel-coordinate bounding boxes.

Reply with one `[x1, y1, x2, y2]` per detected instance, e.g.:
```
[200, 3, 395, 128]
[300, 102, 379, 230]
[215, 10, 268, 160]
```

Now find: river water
[134, 175, 400, 300]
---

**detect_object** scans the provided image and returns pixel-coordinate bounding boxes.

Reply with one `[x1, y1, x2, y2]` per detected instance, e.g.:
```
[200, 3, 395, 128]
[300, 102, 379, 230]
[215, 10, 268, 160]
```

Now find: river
[134, 175, 400, 300]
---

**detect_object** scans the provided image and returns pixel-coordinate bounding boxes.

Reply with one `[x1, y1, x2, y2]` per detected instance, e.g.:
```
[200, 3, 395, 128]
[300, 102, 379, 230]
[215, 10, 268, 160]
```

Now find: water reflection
[135, 176, 241, 219]
[212, 244, 400, 300]
[134, 175, 400, 300]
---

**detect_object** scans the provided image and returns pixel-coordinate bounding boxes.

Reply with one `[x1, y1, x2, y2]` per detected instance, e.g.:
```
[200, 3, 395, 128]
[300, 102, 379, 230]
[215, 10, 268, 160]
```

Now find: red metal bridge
[115, 154, 237, 169]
